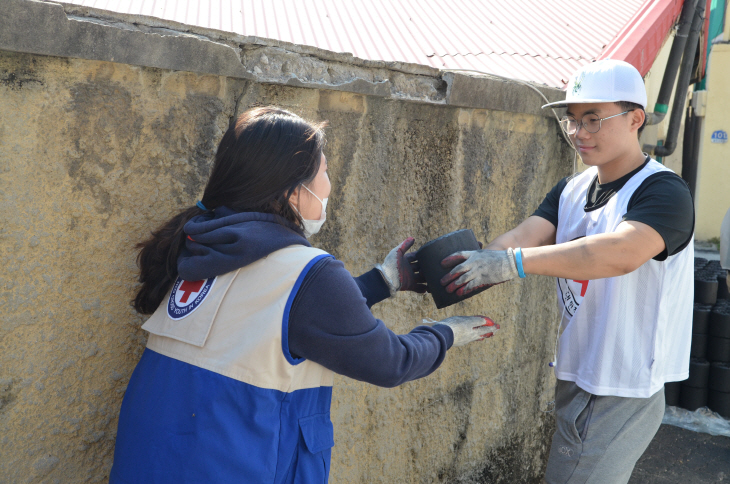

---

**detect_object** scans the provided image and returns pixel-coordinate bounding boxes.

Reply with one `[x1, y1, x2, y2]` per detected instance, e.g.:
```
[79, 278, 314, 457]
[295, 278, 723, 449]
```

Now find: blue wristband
[514, 247, 526, 279]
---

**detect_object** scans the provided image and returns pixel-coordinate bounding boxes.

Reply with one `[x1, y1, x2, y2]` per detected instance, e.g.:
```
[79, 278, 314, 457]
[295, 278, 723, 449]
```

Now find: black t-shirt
[533, 157, 695, 261]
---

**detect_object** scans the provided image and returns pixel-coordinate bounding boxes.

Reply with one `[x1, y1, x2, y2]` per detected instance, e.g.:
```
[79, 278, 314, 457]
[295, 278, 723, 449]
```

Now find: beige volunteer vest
[141, 245, 335, 393]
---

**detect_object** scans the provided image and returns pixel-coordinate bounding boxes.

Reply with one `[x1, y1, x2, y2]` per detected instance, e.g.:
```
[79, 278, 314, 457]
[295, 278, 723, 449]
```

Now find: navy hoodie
[178, 207, 454, 387]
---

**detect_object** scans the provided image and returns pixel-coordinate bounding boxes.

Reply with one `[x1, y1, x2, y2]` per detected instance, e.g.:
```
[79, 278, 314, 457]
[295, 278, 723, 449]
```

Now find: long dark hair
[133, 106, 327, 314]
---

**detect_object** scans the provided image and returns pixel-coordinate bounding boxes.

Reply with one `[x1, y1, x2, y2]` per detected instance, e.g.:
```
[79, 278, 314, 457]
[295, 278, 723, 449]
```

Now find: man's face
[564, 102, 642, 167]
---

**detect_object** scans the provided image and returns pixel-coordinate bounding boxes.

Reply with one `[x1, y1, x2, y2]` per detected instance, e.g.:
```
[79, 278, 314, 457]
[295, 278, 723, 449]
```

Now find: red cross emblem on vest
[178, 280, 205, 303]
[167, 277, 217, 320]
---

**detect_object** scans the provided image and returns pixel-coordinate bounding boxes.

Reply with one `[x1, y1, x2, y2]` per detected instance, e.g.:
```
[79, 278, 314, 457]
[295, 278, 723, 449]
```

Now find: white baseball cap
[542, 59, 647, 109]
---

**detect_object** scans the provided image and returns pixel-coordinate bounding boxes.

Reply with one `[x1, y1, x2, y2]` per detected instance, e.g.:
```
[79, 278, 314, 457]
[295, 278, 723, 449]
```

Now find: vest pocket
[292, 413, 334, 484]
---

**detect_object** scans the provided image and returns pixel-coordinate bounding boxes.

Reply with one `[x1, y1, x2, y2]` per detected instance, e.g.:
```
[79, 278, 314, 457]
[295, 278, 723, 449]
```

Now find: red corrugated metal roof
[60, 0, 674, 88]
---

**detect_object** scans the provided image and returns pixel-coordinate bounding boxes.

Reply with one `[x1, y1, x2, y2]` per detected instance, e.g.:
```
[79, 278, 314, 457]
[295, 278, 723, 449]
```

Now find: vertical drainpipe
[682, 104, 696, 187]
[644, 0, 700, 127]
[683, 90, 708, 200]
[646, 0, 708, 157]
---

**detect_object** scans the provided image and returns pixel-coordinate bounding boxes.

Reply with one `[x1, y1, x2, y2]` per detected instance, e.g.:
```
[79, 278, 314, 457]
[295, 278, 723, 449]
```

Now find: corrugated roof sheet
[60, 0, 651, 88]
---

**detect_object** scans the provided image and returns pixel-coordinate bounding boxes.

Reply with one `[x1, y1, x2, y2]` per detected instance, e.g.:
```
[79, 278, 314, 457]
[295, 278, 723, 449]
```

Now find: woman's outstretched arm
[288, 257, 454, 388]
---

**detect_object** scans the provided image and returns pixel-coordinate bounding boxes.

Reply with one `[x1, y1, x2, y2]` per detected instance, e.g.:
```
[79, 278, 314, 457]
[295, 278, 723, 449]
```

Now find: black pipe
[646, 0, 699, 126]
[682, 104, 697, 192]
[650, 0, 707, 157]
[685, 105, 704, 199]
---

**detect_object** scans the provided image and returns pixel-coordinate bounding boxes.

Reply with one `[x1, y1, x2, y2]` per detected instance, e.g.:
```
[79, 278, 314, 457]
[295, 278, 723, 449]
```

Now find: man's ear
[629, 109, 645, 134]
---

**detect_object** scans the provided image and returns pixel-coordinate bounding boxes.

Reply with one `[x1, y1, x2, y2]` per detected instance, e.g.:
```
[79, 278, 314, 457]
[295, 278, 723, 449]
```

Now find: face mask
[293, 184, 327, 238]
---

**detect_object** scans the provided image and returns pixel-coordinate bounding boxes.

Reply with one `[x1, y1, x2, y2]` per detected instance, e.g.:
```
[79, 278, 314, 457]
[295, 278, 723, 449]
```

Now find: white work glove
[375, 237, 428, 296]
[439, 249, 519, 296]
[425, 316, 500, 347]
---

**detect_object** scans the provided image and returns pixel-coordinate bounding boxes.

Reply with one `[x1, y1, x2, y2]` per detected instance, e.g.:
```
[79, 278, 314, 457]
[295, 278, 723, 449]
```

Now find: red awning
[597, 0, 685, 76]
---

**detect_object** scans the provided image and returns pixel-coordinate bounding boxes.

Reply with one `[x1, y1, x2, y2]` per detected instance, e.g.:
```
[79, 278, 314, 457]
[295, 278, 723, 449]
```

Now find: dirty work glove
[376, 237, 428, 295]
[440, 249, 519, 297]
[424, 316, 500, 346]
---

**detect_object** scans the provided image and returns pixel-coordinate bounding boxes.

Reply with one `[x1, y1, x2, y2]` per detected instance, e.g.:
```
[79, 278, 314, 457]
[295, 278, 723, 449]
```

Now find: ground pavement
[629, 424, 730, 483]
[630, 243, 730, 483]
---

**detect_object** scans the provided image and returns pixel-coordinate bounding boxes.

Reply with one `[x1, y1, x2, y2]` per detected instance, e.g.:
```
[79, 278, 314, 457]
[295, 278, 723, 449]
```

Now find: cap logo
[572, 72, 585, 95]
[167, 277, 216, 320]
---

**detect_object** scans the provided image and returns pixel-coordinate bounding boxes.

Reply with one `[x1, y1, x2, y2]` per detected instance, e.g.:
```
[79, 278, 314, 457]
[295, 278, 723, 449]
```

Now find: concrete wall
[0, 1, 572, 482]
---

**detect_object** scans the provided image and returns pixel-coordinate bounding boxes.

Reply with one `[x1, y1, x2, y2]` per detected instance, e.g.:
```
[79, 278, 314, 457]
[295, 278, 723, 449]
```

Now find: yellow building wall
[695, 26, 730, 240]
[641, 1, 730, 242]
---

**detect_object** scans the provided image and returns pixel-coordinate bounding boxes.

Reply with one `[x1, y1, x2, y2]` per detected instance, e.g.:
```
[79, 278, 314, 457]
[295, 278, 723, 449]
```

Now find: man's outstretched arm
[521, 220, 665, 280]
[484, 215, 557, 251]
[441, 221, 665, 296]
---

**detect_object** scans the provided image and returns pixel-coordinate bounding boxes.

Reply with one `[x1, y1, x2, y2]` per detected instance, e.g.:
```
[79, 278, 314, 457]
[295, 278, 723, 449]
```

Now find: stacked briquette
[665, 257, 730, 418]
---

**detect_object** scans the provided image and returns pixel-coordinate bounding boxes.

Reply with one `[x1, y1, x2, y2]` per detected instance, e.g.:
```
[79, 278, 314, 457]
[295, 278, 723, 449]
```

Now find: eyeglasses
[559, 110, 633, 135]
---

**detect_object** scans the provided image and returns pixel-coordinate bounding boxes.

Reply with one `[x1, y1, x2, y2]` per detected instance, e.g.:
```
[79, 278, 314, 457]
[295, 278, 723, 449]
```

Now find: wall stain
[150, 93, 225, 198]
[436, 381, 476, 482]
[0, 55, 43, 90]
[473, 412, 555, 484]
[0, 378, 19, 415]
[0, 71, 44, 90]
[66, 79, 143, 217]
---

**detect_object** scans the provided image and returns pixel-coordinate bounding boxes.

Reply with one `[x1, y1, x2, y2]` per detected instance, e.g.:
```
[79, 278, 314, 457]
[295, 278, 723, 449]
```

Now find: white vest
[141, 245, 335, 393]
[555, 160, 693, 398]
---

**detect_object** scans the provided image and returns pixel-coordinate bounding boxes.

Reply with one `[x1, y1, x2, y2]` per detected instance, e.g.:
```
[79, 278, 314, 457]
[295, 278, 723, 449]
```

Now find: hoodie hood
[178, 207, 309, 281]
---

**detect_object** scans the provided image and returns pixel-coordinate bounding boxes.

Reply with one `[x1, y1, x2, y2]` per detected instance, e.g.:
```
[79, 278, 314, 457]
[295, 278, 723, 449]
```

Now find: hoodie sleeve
[353, 268, 392, 308]
[288, 257, 454, 387]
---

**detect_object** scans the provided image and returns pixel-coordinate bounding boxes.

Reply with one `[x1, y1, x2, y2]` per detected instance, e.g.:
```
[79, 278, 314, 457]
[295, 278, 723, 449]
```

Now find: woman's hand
[376, 237, 428, 295]
[424, 316, 500, 346]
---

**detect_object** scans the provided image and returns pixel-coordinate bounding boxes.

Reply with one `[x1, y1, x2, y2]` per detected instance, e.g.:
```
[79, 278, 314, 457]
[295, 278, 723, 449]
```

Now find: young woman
[110, 106, 497, 483]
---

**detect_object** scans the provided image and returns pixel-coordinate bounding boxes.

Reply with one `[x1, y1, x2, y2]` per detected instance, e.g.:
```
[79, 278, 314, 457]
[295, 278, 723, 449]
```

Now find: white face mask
[293, 184, 327, 238]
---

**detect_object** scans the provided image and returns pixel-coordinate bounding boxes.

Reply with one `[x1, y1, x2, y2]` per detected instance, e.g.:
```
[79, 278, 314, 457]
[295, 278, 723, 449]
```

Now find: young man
[440, 59, 695, 483]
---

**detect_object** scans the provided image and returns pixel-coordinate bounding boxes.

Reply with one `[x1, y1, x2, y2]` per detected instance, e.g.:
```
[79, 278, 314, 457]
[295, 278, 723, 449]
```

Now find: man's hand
[376, 237, 428, 295]
[440, 249, 519, 296]
[427, 316, 500, 346]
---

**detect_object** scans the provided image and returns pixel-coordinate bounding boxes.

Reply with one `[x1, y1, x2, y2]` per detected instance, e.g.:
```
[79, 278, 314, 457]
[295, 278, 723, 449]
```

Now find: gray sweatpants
[544, 379, 665, 484]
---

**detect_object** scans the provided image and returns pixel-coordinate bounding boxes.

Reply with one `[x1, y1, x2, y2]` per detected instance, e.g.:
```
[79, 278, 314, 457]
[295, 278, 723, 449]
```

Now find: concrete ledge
[1, 0, 566, 114]
[444, 72, 565, 118]
[285, 77, 392, 98]
[1, 0, 253, 80]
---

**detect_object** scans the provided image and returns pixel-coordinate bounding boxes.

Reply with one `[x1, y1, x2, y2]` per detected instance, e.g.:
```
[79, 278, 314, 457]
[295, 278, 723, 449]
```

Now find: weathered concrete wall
[0, 2, 573, 483]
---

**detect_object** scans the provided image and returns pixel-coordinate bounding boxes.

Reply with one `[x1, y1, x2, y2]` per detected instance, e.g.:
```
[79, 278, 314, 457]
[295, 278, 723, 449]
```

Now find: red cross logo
[178, 280, 205, 303]
[573, 280, 589, 297]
